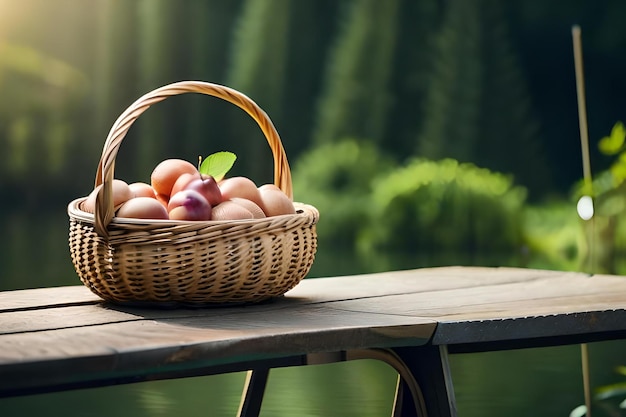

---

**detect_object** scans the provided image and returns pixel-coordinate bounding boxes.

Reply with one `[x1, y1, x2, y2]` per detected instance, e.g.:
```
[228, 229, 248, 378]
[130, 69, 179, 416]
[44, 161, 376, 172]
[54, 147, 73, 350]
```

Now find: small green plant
[573, 121, 626, 273]
[598, 122, 626, 183]
[575, 121, 626, 203]
[571, 365, 626, 417]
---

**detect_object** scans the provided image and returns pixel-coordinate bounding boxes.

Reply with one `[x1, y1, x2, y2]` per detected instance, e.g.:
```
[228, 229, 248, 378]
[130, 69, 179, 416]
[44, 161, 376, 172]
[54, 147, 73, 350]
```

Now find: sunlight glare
[0, 1, 34, 39]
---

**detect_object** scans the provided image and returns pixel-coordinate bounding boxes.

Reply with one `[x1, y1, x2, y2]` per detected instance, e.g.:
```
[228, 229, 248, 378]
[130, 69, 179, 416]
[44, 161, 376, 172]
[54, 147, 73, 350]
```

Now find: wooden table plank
[4, 266, 626, 346]
[0, 304, 435, 360]
[2, 266, 626, 398]
[288, 266, 572, 302]
[0, 265, 591, 314]
[0, 271, 439, 396]
[318, 269, 621, 320]
[295, 268, 626, 345]
[0, 307, 434, 396]
[0, 285, 100, 312]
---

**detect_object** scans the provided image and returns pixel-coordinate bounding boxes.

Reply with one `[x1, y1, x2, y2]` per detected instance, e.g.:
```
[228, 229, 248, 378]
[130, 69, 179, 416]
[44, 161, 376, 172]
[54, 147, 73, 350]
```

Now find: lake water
[2, 206, 626, 417]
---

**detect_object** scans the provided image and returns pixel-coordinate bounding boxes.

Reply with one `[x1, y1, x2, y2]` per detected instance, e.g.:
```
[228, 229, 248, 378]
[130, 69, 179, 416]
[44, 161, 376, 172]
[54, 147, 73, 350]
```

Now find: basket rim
[68, 197, 319, 227]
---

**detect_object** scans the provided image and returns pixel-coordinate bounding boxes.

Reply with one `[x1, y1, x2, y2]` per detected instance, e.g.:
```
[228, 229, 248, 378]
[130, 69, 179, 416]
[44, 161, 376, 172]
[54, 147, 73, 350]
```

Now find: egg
[82, 179, 133, 213]
[258, 188, 296, 217]
[116, 197, 169, 220]
[230, 197, 266, 219]
[218, 177, 264, 210]
[258, 183, 282, 192]
[129, 182, 157, 198]
[211, 200, 255, 221]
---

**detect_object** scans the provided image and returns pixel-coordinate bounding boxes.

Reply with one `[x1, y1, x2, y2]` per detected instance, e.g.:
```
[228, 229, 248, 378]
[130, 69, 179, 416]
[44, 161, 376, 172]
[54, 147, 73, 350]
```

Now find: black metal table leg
[237, 368, 270, 417]
[236, 346, 453, 417]
[392, 345, 456, 417]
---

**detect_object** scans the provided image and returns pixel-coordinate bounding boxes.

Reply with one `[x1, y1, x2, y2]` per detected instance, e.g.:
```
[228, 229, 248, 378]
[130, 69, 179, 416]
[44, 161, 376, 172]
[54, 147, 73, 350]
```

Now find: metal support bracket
[236, 347, 430, 417]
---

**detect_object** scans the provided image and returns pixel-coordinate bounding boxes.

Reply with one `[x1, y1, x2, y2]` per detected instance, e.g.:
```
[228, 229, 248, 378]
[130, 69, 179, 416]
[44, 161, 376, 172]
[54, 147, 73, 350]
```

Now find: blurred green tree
[0, 41, 89, 201]
[384, 0, 440, 158]
[311, 0, 400, 146]
[415, 0, 551, 198]
[359, 158, 527, 254]
[225, 0, 291, 182]
[183, 0, 242, 159]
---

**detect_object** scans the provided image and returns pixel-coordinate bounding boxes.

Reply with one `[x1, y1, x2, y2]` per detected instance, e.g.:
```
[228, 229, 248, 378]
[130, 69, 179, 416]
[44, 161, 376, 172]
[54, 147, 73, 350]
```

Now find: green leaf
[599, 122, 626, 155]
[199, 151, 237, 181]
[611, 161, 626, 185]
[616, 365, 626, 376]
[595, 382, 626, 400]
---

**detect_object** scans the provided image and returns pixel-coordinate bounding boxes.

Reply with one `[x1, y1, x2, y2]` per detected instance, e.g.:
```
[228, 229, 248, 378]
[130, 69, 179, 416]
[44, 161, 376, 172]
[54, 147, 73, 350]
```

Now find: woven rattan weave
[67, 81, 319, 306]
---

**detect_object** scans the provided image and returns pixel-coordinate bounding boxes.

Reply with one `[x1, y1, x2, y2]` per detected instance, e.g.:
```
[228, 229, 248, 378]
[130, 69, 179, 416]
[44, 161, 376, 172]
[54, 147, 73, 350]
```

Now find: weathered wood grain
[0, 285, 99, 312]
[2, 266, 626, 398]
[294, 267, 626, 345]
[0, 305, 434, 395]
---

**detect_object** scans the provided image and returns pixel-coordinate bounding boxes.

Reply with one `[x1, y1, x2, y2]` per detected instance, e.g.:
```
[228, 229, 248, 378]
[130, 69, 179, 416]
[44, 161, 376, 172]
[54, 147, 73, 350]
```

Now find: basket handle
[93, 81, 292, 237]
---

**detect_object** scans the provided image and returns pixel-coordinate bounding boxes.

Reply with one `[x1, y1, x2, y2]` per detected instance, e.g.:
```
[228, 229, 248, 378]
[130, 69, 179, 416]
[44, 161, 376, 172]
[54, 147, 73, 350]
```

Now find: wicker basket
[67, 81, 319, 306]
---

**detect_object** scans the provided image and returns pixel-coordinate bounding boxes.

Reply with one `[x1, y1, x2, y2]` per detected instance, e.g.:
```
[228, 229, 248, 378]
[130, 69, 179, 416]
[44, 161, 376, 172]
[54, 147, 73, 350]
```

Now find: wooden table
[2, 266, 626, 417]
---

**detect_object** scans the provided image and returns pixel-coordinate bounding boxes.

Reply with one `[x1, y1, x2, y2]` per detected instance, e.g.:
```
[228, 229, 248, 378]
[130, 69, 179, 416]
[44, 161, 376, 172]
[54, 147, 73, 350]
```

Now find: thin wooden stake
[572, 25, 592, 189]
[572, 24, 593, 417]
[581, 343, 592, 417]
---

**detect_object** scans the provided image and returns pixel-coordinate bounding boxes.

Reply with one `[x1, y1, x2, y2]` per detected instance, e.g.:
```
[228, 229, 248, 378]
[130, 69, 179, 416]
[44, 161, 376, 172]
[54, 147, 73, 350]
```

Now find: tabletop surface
[2, 266, 626, 396]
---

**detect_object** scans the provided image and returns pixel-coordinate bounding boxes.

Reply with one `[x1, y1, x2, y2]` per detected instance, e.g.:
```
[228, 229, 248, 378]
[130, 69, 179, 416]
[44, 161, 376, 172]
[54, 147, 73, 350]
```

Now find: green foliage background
[2, 0, 626, 272]
[1, 0, 624, 192]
